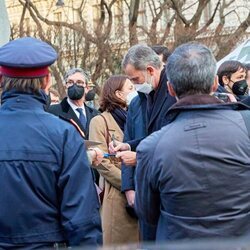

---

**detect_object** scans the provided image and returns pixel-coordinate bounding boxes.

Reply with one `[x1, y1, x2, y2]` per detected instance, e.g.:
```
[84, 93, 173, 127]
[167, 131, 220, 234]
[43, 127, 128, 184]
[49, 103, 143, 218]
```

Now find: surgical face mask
[68, 84, 85, 100]
[134, 71, 154, 94]
[134, 83, 153, 94]
[232, 79, 248, 96]
[126, 90, 138, 105]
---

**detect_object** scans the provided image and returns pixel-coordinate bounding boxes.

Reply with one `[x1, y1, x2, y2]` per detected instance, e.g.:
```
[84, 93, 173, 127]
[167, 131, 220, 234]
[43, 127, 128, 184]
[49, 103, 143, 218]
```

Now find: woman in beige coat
[89, 75, 138, 245]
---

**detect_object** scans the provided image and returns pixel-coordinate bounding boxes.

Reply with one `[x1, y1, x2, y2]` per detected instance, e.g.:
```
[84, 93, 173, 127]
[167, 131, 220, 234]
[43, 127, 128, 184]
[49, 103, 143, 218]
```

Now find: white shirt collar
[67, 97, 86, 117]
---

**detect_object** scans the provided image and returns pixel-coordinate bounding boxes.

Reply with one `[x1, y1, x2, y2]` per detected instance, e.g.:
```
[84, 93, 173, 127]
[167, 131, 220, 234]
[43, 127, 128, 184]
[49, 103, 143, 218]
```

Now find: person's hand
[109, 141, 130, 154]
[116, 151, 137, 166]
[125, 190, 135, 207]
[88, 147, 104, 166]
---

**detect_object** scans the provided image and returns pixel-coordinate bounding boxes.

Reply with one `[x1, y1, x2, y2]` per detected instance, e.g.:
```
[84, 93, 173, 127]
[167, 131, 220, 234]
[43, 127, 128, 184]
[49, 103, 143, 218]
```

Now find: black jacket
[146, 68, 176, 134]
[48, 97, 99, 139]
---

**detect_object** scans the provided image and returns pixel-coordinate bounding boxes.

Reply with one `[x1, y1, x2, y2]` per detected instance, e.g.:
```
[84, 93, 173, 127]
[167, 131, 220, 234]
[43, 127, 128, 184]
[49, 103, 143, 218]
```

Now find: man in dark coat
[48, 68, 99, 139]
[0, 37, 102, 249]
[135, 42, 250, 241]
[111, 45, 175, 205]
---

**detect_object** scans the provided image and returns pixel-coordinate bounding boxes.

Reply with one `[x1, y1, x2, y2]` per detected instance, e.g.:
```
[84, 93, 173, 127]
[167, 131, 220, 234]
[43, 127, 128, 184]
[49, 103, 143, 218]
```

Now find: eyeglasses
[66, 80, 86, 87]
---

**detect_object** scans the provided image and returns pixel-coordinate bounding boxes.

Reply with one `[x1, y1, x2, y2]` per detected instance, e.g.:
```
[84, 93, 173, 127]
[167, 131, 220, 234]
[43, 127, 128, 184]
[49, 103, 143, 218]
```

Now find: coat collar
[1, 89, 48, 111]
[147, 68, 169, 126]
[171, 94, 222, 108]
[165, 94, 250, 125]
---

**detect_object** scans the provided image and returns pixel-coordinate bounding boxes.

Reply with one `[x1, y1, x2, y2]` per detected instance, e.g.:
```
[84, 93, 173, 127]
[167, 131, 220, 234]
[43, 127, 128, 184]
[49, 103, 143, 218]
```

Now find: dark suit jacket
[48, 97, 99, 139]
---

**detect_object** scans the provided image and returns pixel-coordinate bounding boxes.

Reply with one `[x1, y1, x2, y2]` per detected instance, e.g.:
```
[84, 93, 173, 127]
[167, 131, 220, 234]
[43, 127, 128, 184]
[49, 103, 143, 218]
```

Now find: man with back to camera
[0, 37, 102, 249]
[135, 42, 250, 241]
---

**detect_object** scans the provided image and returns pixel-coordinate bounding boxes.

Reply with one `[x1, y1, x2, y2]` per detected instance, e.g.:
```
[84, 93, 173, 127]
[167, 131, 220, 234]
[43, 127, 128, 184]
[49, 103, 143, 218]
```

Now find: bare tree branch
[159, 13, 176, 44]
[190, 0, 210, 28]
[170, 0, 189, 25]
[217, 11, 250, 59]
[195, 0, 221, 36]
[19, 0, 96, 43]
[129, 0, 140, 45]
[19, 1, 28, 37]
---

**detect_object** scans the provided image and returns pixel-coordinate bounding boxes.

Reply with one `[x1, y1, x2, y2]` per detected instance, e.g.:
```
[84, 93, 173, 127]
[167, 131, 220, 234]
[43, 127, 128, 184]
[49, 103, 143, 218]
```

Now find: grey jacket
[135, 94, 250, 241]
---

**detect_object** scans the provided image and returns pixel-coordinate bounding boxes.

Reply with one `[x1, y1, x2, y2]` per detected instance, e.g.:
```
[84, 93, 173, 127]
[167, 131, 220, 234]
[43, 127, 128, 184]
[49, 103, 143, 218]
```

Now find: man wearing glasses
[49, 68, 99, 139]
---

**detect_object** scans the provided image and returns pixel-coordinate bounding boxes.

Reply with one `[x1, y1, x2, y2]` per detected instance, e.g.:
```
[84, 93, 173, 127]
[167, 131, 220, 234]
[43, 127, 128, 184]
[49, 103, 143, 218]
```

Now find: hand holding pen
[109, 133, 131, 154]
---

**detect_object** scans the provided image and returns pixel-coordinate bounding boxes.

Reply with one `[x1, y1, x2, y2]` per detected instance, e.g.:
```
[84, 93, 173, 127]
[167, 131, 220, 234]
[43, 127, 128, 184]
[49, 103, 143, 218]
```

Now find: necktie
[76, 108, 87, 129]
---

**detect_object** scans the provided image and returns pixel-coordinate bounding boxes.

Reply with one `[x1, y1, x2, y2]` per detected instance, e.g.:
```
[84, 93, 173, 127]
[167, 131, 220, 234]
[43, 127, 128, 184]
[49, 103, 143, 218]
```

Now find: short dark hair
[217, 60, 246, 86]
[99, 75, 128, 112]
[244, 63, 250, 71]
[151, 45, 171, 63]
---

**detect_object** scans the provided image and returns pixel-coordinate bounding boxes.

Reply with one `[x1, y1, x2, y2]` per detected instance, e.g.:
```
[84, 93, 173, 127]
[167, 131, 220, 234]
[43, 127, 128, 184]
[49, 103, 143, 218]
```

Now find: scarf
[111, 107, 127, 132]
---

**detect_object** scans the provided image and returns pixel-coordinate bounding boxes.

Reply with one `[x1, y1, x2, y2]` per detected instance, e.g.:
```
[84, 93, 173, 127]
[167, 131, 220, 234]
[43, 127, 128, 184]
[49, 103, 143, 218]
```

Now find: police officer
[0, 37, 102, 249]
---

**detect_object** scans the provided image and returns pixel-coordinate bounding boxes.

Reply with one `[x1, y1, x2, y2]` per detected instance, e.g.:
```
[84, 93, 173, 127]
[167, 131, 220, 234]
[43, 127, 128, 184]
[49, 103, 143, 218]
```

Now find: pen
[112, 134, 117, 147]
[103, 153, 116, 158]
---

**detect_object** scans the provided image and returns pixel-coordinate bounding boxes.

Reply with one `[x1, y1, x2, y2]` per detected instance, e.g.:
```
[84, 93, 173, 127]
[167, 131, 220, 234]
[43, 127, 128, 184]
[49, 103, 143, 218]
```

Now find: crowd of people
[0, 36, 250, 249]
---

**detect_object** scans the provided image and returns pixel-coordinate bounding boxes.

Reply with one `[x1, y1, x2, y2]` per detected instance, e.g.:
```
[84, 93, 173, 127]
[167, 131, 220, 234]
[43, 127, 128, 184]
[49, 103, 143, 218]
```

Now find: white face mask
[126, 90, 138, 105]
[134, 83, 153, 94]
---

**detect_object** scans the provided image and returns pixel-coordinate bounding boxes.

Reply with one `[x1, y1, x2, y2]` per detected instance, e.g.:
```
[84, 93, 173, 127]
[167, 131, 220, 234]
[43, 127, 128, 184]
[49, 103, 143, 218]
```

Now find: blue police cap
[0, 37, 57, 78]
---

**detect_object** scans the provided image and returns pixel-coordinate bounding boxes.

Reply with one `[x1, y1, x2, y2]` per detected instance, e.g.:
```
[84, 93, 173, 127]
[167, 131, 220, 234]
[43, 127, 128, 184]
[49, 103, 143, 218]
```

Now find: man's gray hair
[166, 42, 217, 97]
[122, 44, 161, 70]
[64, 68, 90, 84]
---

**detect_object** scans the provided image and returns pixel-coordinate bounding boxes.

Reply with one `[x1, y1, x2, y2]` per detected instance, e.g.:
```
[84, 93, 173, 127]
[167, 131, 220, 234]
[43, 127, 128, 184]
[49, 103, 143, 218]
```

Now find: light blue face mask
[134, 82, 153, 94]
[134, 71, 154, 94]
[126, 90, 138, 105]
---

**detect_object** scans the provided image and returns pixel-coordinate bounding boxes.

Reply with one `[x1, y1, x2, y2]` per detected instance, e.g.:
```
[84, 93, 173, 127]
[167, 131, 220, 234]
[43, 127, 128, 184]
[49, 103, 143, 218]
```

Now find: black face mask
[85, 89, 96, 101]
[68, 85, 85, 100]
[232, 79, 248, 96]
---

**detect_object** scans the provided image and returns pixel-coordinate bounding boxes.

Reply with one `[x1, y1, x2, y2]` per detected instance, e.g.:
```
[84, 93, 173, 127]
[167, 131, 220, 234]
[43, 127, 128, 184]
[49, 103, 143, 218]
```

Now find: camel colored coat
[89, 111, 138, 245]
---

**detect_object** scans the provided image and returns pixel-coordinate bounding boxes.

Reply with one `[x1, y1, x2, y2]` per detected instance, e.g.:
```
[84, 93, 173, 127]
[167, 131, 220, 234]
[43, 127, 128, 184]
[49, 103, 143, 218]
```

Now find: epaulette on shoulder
[59, 115, 85, 138]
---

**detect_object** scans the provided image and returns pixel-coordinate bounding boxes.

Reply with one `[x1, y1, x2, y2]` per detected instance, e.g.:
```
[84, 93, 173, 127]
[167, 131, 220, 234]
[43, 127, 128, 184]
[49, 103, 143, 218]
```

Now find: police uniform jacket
[135, 94, 250, 241]
[0, 90, 102, 248]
